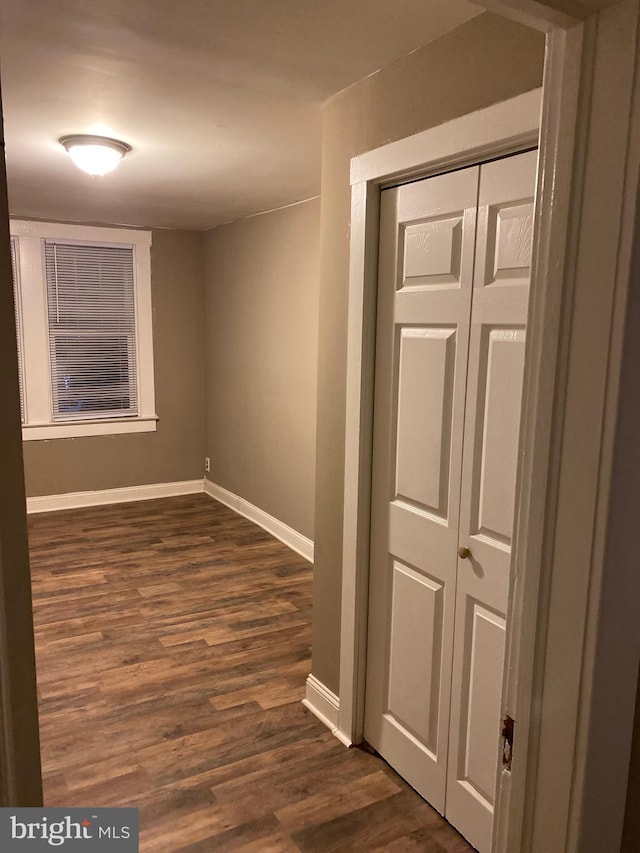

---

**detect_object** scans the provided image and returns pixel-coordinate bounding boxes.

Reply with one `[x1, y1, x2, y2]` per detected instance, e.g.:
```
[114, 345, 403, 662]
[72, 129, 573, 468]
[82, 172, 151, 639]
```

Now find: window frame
[10, 220, 156, 441]
[10, 235, 26, 423]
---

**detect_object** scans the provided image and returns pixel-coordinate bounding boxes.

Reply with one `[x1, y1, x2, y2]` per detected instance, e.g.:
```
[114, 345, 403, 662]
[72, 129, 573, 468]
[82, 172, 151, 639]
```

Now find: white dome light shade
[59, 135, 131, 176]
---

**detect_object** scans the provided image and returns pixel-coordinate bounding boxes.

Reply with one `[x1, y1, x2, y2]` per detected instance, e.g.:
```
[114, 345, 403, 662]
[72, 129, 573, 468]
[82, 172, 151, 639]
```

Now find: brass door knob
[458, 546, 471, 560]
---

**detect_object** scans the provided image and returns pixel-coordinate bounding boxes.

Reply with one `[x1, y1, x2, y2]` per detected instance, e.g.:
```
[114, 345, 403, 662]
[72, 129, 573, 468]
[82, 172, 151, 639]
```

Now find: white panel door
[364, 150, 537, 851]
[445, 149, 538, 852]
[364, 166, 480, 812]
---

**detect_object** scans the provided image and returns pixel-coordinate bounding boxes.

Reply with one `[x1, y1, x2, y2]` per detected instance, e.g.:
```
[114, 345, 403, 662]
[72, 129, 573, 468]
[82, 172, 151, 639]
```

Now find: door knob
[458, 546, 471, 560]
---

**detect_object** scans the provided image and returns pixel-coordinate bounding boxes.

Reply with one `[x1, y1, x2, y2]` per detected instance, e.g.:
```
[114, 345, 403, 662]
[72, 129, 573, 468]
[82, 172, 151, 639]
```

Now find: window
[44, 241, 138, 421]
[10, 221, 156, 440]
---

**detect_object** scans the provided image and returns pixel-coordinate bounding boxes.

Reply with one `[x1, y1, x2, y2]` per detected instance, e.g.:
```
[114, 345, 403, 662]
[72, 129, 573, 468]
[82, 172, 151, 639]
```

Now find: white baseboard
[302, 674, 340, 732]
[332, 727, 353, 748]
[27, 478, 315, 564]
[204, 479, 314, 563]
[26, 479, 205, 514]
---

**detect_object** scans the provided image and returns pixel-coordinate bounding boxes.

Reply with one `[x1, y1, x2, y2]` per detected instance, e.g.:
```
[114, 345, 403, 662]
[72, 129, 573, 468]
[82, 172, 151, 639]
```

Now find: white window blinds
[10, 237, 25, 423]
[44, 241, 139, 421]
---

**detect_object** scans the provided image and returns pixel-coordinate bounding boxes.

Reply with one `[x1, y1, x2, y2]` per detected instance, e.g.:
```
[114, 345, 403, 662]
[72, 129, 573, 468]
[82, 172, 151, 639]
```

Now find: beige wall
[22, 229, 206, 497]
[203, 198, 320, 540]
[312, 12, 546, 693]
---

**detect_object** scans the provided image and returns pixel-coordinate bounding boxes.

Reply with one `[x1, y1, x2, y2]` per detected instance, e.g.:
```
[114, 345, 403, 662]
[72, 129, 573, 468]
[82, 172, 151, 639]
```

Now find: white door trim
[338, 85, 542, 748]
[349, 88, 542, 187]
[338, 3, 640, 851]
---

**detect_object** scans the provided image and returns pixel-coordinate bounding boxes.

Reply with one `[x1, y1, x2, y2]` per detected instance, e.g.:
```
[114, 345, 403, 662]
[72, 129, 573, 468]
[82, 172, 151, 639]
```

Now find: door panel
[462, 603, 506, 802]
[394, 327, 456, 515]
[365, 150, 537, 852]
[387, 560, 444, 751]
[365, 166, 479, 812]
[402, 216, 464, 286]
[473, 327, 527, 545]
[445, 150, 538, 853]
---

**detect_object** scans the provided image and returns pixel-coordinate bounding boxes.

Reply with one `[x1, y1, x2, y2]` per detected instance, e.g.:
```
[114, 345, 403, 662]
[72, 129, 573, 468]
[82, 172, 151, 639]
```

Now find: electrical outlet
[204, 457, 210, 473]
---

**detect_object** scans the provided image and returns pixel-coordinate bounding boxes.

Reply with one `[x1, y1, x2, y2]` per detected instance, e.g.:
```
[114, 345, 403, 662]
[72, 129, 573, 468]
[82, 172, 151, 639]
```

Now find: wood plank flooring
[28, 494, 473, 851]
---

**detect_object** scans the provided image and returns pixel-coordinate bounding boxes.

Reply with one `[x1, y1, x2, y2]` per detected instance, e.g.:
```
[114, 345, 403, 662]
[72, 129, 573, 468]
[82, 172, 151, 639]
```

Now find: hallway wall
[203, 198, 320, 540]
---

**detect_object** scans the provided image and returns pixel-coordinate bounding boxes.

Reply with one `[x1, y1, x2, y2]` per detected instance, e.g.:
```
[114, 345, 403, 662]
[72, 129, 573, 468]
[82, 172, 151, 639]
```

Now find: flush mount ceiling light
[59, 134, 131, 176]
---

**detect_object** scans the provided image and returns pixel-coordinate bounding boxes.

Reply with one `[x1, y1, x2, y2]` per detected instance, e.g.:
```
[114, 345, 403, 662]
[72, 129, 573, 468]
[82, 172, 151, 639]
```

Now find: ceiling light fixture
[59, 134, 131, 176]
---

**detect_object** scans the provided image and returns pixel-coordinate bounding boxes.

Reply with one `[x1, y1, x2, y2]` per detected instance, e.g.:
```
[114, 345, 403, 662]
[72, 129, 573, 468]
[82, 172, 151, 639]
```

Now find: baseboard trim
[26, 479, 205, 514]
[302, 674, 340, 733]
[27, 478, 315, 563]
[333, 727, 353, 748]
[204, 479, 314, 562]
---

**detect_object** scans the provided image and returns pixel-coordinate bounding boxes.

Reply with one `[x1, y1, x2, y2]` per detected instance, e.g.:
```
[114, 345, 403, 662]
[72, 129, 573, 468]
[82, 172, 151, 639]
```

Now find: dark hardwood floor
[28, 494, 473, 851]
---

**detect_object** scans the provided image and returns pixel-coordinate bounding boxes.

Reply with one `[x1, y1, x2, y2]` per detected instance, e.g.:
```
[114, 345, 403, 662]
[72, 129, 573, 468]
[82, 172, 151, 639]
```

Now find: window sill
[22, 416, 158, 441]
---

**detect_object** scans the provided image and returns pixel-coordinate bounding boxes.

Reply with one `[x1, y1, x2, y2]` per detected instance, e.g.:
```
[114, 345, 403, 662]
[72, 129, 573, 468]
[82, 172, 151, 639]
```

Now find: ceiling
[0, 0, 482, 231]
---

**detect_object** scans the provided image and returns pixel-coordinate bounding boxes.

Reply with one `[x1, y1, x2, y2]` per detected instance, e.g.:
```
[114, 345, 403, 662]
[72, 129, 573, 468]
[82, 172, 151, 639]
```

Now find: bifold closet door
[364, 149, 537, 852]
[445, 149, 537, 852]
[364, 166, 480, 812]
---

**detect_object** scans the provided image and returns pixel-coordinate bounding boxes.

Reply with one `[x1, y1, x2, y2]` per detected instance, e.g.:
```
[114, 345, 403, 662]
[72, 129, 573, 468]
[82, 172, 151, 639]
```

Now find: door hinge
[502, 715, 515, 771]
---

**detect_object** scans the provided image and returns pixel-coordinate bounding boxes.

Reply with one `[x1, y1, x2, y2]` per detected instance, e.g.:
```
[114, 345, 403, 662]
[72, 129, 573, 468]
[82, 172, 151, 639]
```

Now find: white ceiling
[0, 0, 482, 231]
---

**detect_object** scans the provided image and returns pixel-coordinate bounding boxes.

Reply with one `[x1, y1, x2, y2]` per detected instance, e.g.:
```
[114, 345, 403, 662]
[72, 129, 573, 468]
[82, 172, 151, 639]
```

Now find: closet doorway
[364, 150, 537, 853]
